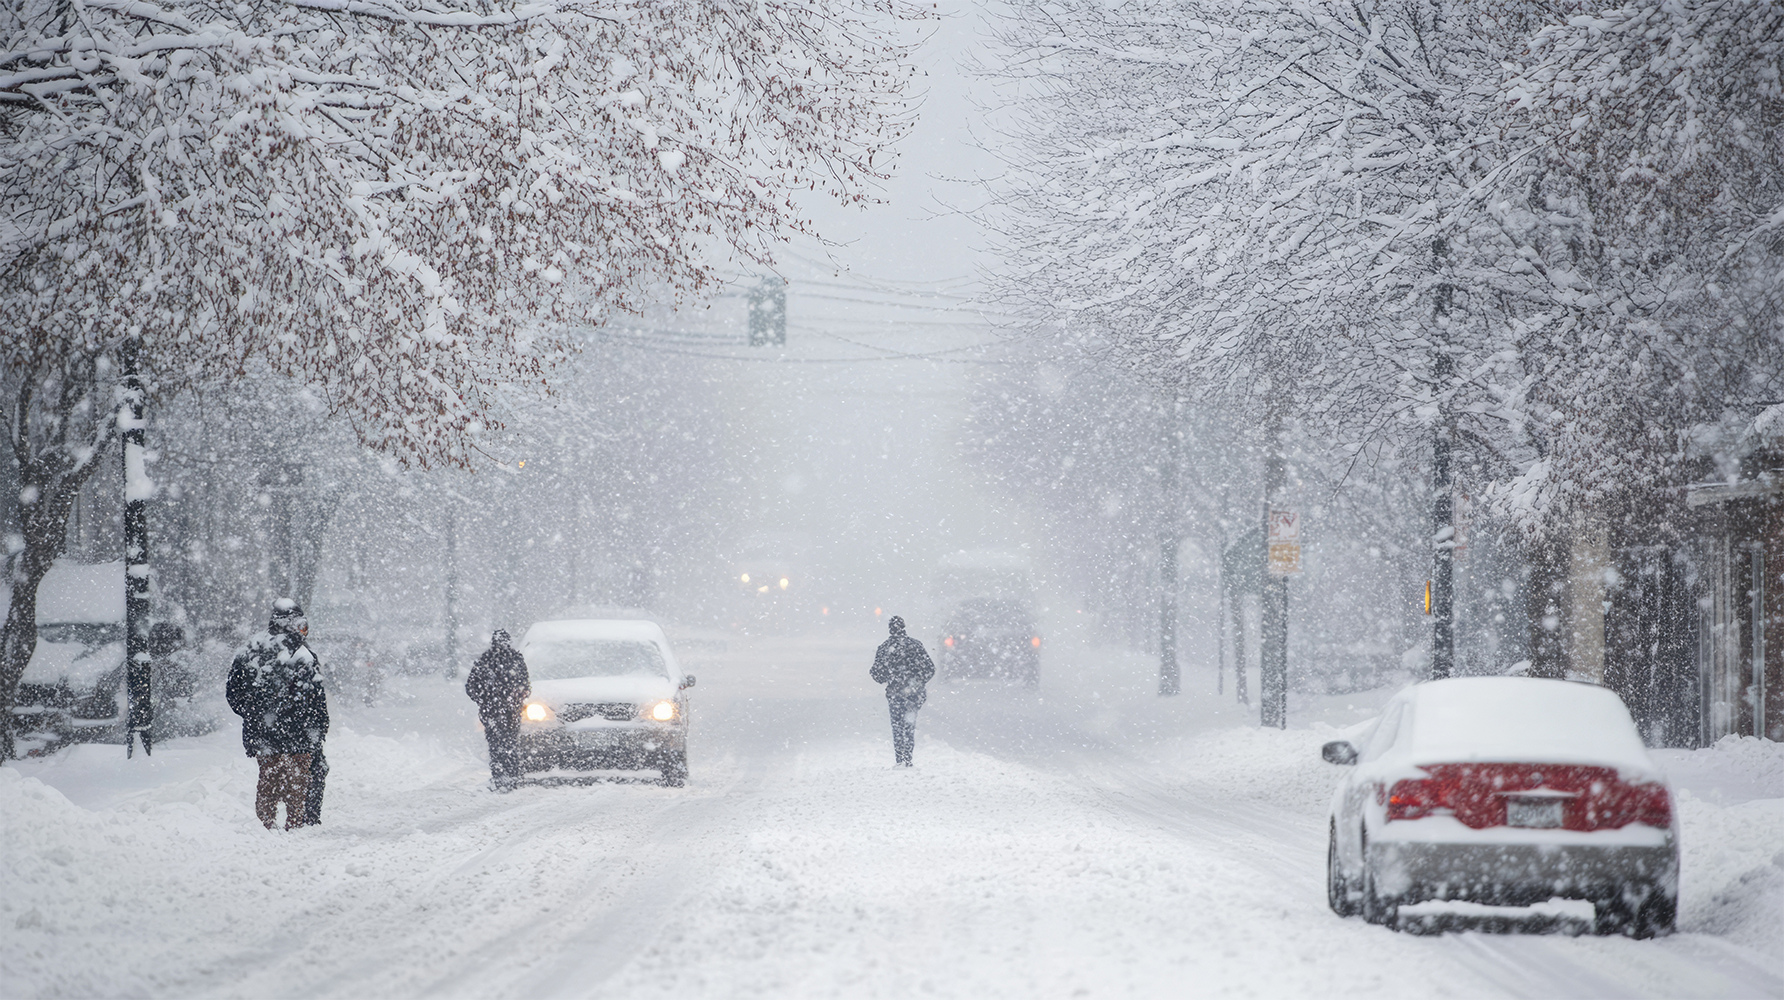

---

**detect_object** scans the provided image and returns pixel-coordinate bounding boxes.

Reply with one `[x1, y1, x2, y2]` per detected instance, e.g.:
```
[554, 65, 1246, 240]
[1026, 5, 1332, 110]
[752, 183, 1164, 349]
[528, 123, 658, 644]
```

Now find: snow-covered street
[6, 630, 1780, 999]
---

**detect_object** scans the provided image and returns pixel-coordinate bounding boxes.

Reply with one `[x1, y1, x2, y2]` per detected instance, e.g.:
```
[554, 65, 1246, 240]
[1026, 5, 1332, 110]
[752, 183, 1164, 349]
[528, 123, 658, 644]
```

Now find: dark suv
[937, 599, 1039, 688]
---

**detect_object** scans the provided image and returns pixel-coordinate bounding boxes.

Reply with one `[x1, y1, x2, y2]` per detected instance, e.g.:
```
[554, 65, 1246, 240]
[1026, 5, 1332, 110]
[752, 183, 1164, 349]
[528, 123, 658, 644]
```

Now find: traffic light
[748, 278, 786, 346]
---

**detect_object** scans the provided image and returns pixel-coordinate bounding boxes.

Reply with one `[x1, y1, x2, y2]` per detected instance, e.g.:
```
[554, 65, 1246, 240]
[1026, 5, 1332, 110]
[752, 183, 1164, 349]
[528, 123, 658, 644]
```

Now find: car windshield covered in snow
[524, 639, 670, 681]
[36, 622, 126, 646]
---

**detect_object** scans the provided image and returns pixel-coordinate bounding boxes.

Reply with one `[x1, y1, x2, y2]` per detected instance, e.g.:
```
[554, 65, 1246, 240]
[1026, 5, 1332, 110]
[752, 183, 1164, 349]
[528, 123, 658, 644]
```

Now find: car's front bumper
[1369, 834, 1677, 906]
[517, 724, 684, 772]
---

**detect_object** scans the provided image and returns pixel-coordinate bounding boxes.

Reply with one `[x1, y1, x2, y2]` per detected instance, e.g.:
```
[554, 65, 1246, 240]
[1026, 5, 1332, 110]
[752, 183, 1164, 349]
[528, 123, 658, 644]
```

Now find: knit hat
[269, 598, 307, 634]
[492, 629, 512, 646]
[888, 616, 905, 635]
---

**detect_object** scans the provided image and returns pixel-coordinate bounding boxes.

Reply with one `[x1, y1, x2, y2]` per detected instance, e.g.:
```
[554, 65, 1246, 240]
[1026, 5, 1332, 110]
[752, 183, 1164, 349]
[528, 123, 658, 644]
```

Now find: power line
[587, 333, 1017, 365]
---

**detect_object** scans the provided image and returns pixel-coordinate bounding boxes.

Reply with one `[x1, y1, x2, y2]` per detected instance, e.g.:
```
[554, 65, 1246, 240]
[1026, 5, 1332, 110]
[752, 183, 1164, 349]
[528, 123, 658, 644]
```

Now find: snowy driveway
[5, 630, 1782, 999]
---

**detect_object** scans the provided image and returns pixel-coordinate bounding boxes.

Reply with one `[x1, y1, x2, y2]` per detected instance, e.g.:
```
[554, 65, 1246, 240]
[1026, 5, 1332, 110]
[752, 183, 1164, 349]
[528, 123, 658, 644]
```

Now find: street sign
[1267, 509, 1300, 575]
[1267, 509, 1300, 542]
[1268, 542, 1301, 575]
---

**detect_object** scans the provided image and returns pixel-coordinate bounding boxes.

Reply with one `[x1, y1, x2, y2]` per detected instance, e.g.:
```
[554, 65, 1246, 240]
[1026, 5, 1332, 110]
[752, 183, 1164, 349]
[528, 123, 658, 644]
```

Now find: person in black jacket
[226, 599, 329, 830]
[466, 629, 531, 791]
[870, 616, 935, 767]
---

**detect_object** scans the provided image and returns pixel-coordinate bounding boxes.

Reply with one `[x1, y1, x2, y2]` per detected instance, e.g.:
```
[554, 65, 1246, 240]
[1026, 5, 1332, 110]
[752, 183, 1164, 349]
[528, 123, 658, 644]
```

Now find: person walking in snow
[871, 616, 934, 767]
[466, 629, 531, 791]
[226, 599, 330, 830]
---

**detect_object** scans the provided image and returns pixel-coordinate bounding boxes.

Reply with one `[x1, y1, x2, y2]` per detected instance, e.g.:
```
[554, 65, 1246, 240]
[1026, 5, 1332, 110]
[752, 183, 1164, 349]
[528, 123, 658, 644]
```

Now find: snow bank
[1661, 737, 1784, 955]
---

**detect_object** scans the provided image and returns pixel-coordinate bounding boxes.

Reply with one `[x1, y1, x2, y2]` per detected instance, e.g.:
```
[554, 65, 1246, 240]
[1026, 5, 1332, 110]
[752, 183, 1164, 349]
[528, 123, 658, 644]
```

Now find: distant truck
[931, 550, 1040, 687]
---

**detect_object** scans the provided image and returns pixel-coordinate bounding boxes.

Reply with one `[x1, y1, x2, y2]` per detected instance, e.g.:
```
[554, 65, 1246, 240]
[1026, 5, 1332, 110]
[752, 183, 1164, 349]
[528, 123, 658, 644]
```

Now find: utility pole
[1431, 256, 1456, 680]
[1159, 394, 1182, 696]
[1259, 405, 1288, 729]
[443, 503, 459, 679]
[119, 336, 153, 757]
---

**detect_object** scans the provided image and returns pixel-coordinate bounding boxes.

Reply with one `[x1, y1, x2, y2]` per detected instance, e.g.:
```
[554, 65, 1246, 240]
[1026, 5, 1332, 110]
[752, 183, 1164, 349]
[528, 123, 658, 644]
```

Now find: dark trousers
[887, 697, 919, 765]
[482, 713, 521, 785]
[255, 753, 311, 830]
[304, 746, 328, 825]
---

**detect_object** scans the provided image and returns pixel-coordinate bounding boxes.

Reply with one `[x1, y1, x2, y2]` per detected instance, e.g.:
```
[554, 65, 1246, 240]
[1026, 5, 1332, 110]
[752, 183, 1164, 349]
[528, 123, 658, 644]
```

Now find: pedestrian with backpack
[226, 599, 329, 830]
[466, 629, 531, 791]
[870, 616, 935, 767]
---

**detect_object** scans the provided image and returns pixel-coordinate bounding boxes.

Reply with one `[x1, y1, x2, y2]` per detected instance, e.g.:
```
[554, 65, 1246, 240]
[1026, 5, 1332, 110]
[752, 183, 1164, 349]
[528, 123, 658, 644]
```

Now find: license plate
[1506, 797, 1564, 828]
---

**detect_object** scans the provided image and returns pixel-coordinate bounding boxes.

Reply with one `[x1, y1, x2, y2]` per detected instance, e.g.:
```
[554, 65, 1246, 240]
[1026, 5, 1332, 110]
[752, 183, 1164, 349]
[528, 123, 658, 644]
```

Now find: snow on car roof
[35, 561, 126, 624]
[519, 619, 680, 672]
[1400, 677, 1656, 773]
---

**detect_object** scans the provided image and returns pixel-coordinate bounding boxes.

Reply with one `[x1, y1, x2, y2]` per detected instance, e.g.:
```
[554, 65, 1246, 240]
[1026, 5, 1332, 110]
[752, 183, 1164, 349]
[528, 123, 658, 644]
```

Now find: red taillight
[1031, 636, 1041, 648]
[1382, 764, 1671, 830]
[944, 636, 954, 647]
[1385, 778, 1447, 821]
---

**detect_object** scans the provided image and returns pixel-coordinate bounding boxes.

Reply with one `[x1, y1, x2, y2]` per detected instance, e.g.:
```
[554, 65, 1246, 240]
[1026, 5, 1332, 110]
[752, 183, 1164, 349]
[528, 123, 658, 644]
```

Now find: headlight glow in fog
[650, 701, 676, 721]
[524, 702, 550, 722]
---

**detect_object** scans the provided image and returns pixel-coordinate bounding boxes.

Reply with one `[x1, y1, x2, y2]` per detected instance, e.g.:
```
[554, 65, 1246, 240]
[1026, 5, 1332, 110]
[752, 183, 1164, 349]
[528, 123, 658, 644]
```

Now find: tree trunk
[1159, 394, 1181, 697]
[1431, 276, 1457, 680]
[444, 505, 459, 679]
[120, 337, 153, 757]
[1524, 530, 1569, 679]
[1431, 426, 1455, 680]
[1260, 409, 1288, 729]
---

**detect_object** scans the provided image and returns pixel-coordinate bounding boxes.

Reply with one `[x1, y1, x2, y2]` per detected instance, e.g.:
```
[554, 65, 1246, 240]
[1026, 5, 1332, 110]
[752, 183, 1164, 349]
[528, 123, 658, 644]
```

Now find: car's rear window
[949, 600, 1032, 629]
[1404, 678, 1651, 770]
[523, 639, 669, 681]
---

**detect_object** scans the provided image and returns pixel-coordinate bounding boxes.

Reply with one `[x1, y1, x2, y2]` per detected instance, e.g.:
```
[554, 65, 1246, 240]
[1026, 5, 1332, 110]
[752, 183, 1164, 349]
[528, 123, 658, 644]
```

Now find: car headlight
[648, 700, 676, 721]
[523, 702, 551, 722]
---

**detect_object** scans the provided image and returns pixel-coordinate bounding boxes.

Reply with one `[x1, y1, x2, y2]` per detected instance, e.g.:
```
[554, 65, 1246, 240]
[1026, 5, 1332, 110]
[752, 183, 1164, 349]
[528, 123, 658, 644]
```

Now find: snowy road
[5, 629, 1782, 999]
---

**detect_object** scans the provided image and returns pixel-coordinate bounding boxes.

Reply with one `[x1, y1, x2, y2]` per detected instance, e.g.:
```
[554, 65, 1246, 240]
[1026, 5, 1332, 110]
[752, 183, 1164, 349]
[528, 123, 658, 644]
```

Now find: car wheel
[1360, 836, 1396, 927]
[1327, 824, 1358, 917]
[659, 751, 688, 788]
[1596, 885, 1674, 938]
[1593, 894, 1635, 936]
[1635, 890, 1677, 938]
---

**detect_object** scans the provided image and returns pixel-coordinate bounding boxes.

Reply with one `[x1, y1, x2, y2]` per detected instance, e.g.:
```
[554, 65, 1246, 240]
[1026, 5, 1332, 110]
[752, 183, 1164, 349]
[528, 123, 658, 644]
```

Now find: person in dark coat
[870, 616, 935, 767]
[226, 599, 329, 830]
[466, 629, 531, 791]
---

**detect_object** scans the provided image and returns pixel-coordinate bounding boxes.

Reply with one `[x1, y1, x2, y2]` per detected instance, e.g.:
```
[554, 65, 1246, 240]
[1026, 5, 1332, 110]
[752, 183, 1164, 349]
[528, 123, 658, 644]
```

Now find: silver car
[515, 620, 695, 786]
[1322, 676, 1678, 936]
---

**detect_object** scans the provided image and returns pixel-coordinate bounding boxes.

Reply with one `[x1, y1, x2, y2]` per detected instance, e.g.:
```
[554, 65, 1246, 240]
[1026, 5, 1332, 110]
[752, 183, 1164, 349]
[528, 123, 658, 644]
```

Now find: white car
[1322, 677, 1677, 936]
[515, 620, 695, 786]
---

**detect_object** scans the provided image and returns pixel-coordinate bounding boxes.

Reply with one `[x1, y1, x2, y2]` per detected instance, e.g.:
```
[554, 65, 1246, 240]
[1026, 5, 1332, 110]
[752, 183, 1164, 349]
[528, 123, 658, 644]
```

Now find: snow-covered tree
[0, 0, 923, 753]
[979, 1, 1541, 439]
[978, 1, 1552, 685]
[1491, 0, 1784, 530]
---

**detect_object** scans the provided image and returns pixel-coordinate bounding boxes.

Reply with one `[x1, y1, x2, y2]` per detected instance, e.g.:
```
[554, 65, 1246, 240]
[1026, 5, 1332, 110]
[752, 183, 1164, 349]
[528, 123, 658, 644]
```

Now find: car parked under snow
[1322, 676, 1678, 937]
[10, 561, 203, 754]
